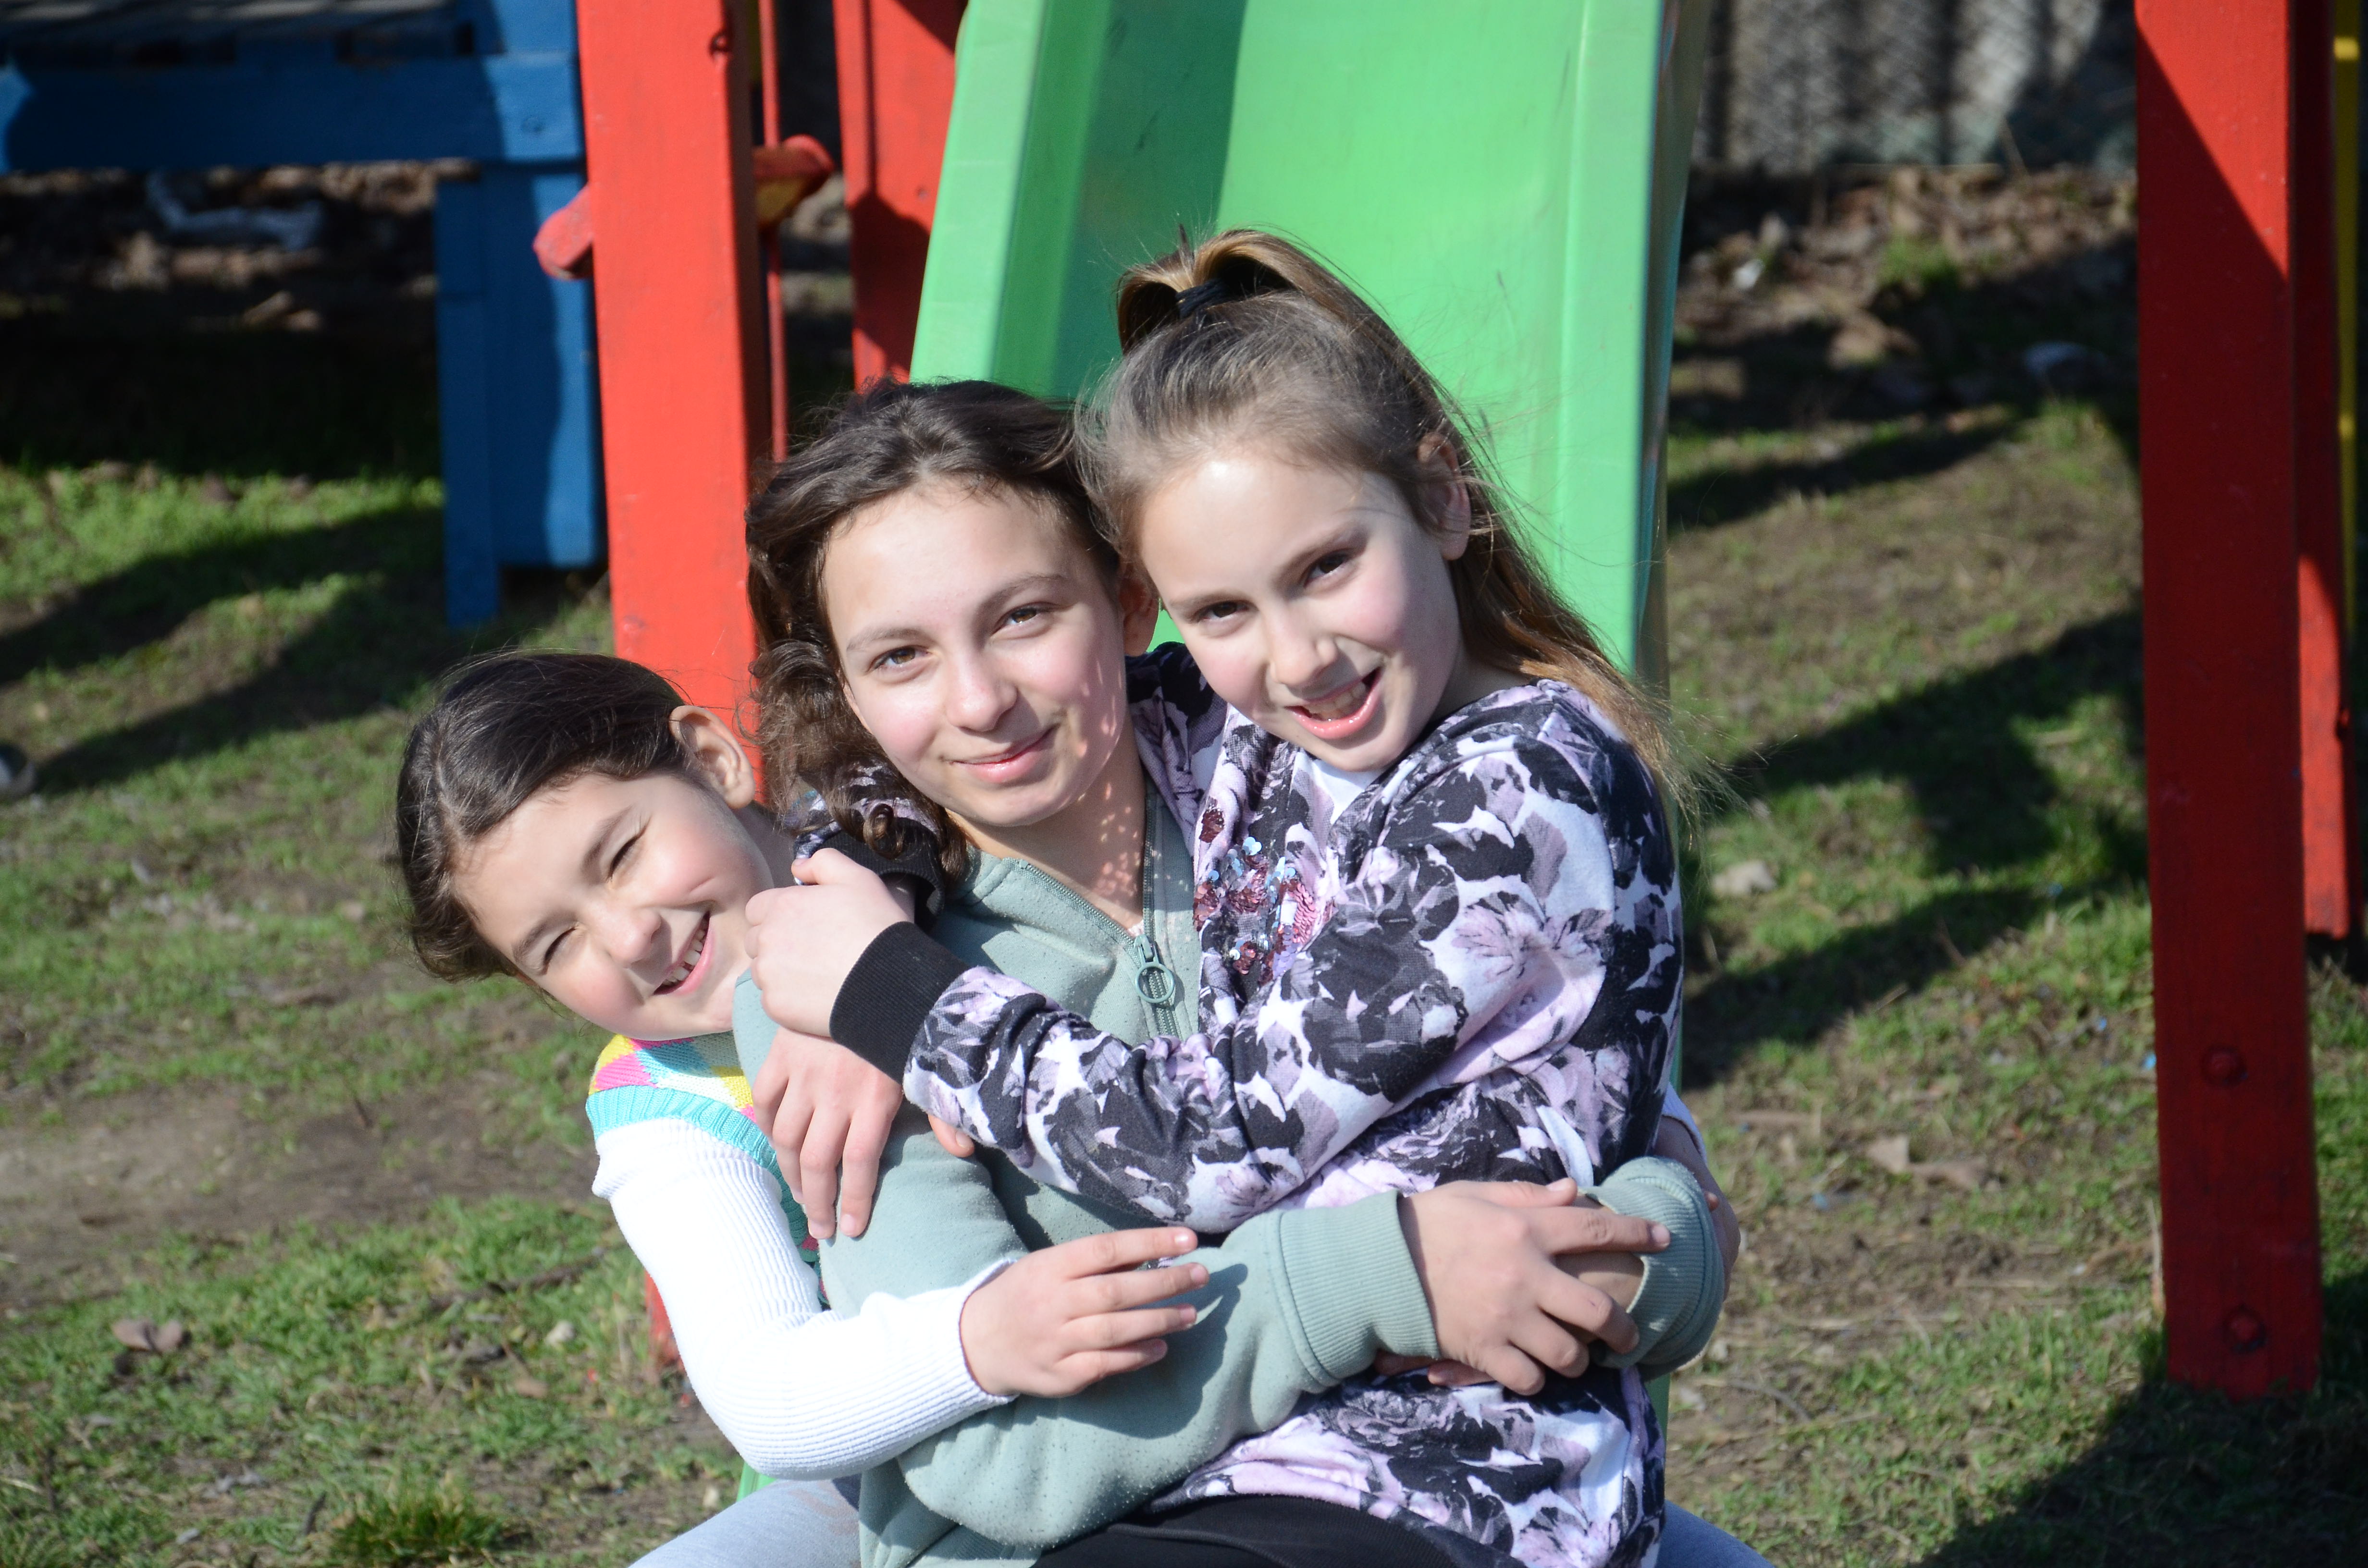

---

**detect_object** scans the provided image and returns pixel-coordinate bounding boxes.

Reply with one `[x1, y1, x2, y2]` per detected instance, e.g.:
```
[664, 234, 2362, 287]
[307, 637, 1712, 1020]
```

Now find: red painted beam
[832, 0, 962, 385]
[577, 0, 768, 722]
[2137, 0, 2324, 1396]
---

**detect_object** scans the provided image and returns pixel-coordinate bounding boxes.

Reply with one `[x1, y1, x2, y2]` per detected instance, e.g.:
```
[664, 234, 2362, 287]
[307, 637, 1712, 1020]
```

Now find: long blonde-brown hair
[1087, 229, 1687, 811]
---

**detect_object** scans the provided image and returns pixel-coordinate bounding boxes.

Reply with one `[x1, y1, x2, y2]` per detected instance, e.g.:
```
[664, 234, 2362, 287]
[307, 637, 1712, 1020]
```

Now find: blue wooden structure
[0, 0, 599, 625]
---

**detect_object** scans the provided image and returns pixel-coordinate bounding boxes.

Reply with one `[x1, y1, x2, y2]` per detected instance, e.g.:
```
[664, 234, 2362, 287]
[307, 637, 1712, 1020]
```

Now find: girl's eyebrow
[840, 573, 1075, 653]
[508, 806, 630, 971]
[1171, 522, 1365, 617]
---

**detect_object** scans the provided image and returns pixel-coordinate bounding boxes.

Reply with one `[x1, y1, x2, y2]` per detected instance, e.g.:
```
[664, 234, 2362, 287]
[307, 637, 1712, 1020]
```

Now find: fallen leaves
[109, 1317, 189, 1377]
[111, 1317, 187, 1355]
[1711, 859, 1780, 898]
[1864, 1134, 1991, 1190]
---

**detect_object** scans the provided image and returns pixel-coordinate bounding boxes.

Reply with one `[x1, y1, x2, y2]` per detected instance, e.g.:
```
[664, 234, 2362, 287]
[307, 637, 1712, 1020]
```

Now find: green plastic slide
[910, 0, 1709, 680]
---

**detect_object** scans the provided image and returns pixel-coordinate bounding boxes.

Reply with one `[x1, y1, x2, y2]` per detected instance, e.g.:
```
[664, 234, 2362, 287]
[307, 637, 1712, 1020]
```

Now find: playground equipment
[578, 0, 2349, 1405]
[0, 0, 599, 629]
[2134, 0, 2349, 1398]
[912, 0, 1707, 676]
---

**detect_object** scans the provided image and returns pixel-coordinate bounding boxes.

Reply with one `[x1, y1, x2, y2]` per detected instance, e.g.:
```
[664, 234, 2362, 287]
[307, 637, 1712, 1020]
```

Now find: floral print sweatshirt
[827, 647, 1685, 1568]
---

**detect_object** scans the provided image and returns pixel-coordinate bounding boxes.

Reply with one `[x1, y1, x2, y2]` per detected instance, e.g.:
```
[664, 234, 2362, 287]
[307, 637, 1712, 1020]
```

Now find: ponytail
[1086, 229, 1692, 816]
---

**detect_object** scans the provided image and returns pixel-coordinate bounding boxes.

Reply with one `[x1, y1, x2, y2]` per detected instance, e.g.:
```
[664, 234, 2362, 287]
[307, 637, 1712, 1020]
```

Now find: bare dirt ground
[0, 1074, 595, 1313]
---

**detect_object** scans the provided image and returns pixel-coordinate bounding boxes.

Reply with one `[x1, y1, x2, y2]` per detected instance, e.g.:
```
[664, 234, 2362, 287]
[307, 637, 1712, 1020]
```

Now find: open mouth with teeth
[1289, 669, 1381, 741]
[654, 915, 711, 996]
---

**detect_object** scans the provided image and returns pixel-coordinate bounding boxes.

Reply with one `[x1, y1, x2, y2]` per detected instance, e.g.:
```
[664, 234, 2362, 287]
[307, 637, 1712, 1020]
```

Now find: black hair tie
[1174, 279, 1230, 321]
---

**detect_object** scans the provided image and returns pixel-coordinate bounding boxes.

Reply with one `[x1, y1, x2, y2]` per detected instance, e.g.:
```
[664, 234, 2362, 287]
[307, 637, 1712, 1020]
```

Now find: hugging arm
[831, 733, 1680, 1230]
[826, 1129, 1688, 1548]
[825, 1128, 1432, 1547]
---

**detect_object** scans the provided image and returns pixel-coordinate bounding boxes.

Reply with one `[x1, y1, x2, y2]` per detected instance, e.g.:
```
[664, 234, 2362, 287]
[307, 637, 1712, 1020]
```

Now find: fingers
[1067, 1303, 1200, 1348]
[928, 1115, 977, 1158]
[1042, 1338, 1171, 1391]
[798, 1105, 848, 1241]
[1532, 1274, 1639, 1356]
[831, 1079, 901, 1239]
[769, 1086, 815, 1206]
[744, 885, 792, 925]
[1446, 1177, 1581, 1210]
[1048, 1226, 1200, 1279]
[789, 847, 866, 886]
[1528, 1206, 1669, 1256]
[1423, 1359, 1495, 1389]
[1463, 1339, 1549, 1396]
[1082, 1260, 1209, 1311]
[751, 1029, 793, 1127]
[1508, 1311, 1590, 1377]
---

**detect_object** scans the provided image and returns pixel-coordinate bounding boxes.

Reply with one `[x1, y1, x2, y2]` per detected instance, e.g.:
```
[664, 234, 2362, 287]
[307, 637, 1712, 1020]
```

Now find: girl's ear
[1117, 567, 1162, 656]
[670, 706, 759, 808]
[1416, 432, 1474, 562]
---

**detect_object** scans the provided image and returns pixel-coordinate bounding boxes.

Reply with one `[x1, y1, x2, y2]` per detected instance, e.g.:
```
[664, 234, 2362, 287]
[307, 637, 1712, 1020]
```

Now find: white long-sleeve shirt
[592, 1118, 1008, 1480]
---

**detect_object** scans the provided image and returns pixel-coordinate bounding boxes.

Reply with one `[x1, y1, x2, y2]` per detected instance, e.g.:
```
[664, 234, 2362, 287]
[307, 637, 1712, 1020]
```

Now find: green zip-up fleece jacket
[732, 791, 1721, 1568]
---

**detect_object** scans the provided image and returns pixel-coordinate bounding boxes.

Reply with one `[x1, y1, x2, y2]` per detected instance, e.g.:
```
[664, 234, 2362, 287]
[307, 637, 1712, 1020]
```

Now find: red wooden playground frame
[572, 0, 2342, 1399]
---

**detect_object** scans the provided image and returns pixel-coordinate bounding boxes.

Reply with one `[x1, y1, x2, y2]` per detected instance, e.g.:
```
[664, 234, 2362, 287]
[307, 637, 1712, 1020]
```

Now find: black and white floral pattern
[898, 647, 1683, 1568]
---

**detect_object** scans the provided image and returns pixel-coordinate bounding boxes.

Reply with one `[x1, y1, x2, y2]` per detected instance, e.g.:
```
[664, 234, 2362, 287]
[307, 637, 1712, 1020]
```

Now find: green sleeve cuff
[1586, 1156, 1727, 1379]
[1271, 1192, 1440, 1379]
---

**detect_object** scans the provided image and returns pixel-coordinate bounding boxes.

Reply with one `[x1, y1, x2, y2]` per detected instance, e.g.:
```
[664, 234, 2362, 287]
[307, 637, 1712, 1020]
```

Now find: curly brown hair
[744, 379, 1116, 886]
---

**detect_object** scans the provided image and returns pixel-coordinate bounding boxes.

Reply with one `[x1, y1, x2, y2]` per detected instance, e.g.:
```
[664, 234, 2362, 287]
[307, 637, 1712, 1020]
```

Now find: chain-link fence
[1694, 0, 2135, 175]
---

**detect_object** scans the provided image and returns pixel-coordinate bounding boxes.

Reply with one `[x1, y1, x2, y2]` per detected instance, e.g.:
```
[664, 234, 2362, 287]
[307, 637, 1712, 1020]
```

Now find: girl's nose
[1267, 617, 1342, 695]
[943, 651, 1018, 731]
[591, 900, 666, 966]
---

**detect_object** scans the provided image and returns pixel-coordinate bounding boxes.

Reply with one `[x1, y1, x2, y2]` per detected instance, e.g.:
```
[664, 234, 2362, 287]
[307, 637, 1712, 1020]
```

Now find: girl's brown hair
[395, 651, 695, 980]
[1090, 229, 1685, 808]
[745, 378, 1114, 884]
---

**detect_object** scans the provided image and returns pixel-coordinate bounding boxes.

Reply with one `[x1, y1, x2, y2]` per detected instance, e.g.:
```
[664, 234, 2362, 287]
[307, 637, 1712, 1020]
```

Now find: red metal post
[759, 0, 794, 462]
[576, 0, 768, 720]
[831, 0, 963, 384]
[2137, 0, 2325, 1396]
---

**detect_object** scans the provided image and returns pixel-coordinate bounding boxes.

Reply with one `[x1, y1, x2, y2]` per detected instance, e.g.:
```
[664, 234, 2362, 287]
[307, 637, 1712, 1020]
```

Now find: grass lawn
[3, 186, 2365, 1564]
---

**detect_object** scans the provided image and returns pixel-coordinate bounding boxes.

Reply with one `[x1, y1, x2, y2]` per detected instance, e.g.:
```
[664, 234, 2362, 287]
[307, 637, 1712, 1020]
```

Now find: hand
[742, 849, 915, 1038]
[1653, 1115, 1743, 1273]
[1371, 1352, 1491, 1387]
[959, 1228, 1208, 1397]
[1398, 1179, 1669, 1396]
[750, 1024, 902, 1240]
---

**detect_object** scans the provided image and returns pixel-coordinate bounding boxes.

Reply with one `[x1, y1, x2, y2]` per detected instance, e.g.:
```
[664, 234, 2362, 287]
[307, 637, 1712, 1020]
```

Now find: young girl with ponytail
[752, 233, 1726, 1568]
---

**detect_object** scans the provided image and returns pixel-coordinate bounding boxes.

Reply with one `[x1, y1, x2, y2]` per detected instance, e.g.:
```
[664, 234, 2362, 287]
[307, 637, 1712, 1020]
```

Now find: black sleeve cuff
[829, 923, 972, 1080]
[816, 827, 947, 930]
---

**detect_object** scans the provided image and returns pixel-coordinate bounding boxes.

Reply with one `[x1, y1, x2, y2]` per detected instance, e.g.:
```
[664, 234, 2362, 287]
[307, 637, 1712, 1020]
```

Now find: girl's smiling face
[823, 480, 1151, 840]
[1140, 446, 1498, 774]
[451, 709, 775, 1041]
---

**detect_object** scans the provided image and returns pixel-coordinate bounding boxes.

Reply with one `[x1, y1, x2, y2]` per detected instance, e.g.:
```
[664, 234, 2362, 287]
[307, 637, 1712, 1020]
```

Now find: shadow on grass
[1918, 1269, 2368, 1564]
[0, 322, 440, 481]
[1736, 611, 2144, 875]
[11, 501, 585, 793]
[1682, 884, 2044, 1083]
[1667, 228, 2138, 531]
[1671, 406, 2023, 533]
[1683, 611, 2145, 1081]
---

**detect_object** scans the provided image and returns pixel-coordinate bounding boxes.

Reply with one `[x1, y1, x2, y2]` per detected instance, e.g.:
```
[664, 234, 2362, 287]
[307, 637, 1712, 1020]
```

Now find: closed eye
[608, 829, 642, 879]
[539, 927, 573, 972]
